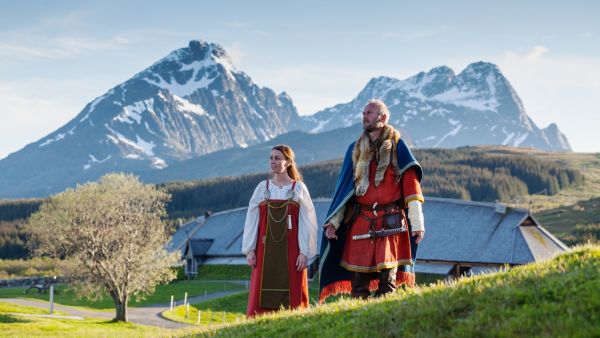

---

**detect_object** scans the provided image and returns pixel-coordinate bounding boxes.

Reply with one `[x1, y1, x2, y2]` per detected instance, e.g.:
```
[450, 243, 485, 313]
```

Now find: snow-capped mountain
[301, 62, 571, 152]
[0, 42, 572, 199]
[0, 40, 300, 198]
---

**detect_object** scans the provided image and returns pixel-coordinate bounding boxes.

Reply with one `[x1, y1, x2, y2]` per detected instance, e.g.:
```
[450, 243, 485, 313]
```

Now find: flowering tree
[27, 173, 180, 322]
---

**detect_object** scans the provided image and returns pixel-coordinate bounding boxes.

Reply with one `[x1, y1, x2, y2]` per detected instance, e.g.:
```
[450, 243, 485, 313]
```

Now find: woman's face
[269, 149, 289, 174]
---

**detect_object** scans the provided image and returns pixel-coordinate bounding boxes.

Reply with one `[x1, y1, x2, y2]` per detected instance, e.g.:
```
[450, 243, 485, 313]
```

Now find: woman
[242, 144, 318, 318]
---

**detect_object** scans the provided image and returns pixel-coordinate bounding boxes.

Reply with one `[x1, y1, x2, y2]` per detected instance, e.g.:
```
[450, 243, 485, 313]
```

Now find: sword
[352, 226, 407, 240]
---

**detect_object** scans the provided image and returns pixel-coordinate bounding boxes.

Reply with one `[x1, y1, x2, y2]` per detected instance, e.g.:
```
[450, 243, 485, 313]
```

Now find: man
[318, 99, 425, 301]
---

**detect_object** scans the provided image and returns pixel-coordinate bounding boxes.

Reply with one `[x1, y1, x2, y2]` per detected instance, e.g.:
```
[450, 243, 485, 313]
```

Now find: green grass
[185, 245, 600, 337]
[0, 279, 243, 311]
[193, 265, 251, 280]
[0, 300, 69, 318]
[164, 272, 444, 327]
[162, 291, 248, 326]
[0, 301, 172, 337]
[536, 196, 600, 245]
[163, 281, 319, 325]
[503, 152, 600, 245]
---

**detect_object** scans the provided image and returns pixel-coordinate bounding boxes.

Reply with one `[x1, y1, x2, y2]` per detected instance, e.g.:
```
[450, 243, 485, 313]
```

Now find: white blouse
[242, 180, 318, 259]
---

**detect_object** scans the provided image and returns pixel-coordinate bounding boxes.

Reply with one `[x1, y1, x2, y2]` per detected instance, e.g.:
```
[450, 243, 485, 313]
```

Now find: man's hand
[246, 250, 256, 268]
[411, 230, 424, 244]
[296, 253, 308, 271]
[325, 223, 338, 240]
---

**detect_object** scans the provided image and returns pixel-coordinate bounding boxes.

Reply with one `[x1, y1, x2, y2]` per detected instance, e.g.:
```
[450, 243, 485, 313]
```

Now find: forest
[0, 147, 584, 259]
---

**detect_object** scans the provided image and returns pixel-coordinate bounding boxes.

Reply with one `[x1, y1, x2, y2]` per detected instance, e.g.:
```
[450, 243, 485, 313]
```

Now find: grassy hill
[189, 246, 600, 337]
[516, 152, 600, 246]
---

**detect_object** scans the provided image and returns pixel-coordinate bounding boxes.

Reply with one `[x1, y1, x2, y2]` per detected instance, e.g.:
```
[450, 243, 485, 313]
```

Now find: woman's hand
[246, 250, 256, 268]
[324, 224, 338, 240]
[296, 253, 308, 271]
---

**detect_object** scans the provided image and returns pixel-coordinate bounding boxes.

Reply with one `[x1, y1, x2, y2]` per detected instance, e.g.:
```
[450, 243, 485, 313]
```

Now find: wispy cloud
[0, 82, 79, 159]
[379, 29, 437, 40]
[505, 45, 549, 62]
[225, 42, 247, 65]
[0, 33, 135, 60]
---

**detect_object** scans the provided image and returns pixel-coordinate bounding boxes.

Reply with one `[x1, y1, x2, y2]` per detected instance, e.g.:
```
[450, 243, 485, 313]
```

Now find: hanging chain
[267, 205, 288, 243]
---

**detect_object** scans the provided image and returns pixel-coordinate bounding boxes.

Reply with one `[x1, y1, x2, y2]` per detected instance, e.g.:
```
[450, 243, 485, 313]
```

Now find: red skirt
[246, 199, 309, 317]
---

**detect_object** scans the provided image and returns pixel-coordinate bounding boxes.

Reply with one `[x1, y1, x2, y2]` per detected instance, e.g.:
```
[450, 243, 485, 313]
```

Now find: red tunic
[340, 162, 422, 273]
[246, 198, 309, 318]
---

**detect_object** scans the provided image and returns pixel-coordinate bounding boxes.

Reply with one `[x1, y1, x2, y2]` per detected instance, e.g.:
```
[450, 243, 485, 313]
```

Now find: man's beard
[363, 120, 384, 132]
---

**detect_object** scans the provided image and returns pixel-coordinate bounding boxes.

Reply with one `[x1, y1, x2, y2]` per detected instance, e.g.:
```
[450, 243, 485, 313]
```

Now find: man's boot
[350, 272, 370, 299]
[374, 267, 397, 297]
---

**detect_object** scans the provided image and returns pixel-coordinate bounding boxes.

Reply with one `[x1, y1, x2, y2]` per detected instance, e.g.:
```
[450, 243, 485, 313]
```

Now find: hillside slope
[192, 246, 599, 337]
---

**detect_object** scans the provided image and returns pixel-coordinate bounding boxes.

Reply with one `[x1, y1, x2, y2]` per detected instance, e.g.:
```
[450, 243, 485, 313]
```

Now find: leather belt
[357, 201, 401, 211]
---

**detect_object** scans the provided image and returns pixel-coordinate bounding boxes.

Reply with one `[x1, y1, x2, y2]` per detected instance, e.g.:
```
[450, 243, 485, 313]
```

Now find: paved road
[1, 289, 243, 329]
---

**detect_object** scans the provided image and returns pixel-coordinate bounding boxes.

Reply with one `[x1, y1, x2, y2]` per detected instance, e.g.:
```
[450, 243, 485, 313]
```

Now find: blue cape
[318, 138, 422, 297]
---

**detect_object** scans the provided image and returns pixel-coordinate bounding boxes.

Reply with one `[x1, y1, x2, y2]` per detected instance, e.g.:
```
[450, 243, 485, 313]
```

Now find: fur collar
[352, 125, 402, 196]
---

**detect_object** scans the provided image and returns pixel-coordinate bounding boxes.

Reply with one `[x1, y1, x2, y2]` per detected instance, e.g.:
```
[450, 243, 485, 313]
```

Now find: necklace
[267, 201, 289, 222]
[267, 202, 288, 243]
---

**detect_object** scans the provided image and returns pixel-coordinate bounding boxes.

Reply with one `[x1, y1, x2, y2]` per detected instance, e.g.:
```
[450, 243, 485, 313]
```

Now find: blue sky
[0, 0, 599, 158]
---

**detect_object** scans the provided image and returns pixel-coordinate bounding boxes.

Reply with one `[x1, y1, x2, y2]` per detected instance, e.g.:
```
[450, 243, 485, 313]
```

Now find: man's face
[362, 103, 383, 132]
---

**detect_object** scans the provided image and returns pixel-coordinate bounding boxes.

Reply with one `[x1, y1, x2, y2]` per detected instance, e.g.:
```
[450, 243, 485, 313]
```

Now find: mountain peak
[188, 39, 208, 52]
[148, 39, 235, 75]
[427, 65, 455, 77]
[187, 40, 229, 61]
[460, 61, 502, 79]
[306, 61, 571, 152]
[0, 39, 304, 198]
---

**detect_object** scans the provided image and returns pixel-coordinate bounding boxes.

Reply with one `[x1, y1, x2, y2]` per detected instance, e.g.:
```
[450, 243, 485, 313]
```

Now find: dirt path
[1, 289, 242, 329]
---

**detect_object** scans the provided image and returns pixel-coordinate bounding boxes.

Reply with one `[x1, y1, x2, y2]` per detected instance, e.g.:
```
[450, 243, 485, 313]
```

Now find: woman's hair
[272, 144, 303, 181]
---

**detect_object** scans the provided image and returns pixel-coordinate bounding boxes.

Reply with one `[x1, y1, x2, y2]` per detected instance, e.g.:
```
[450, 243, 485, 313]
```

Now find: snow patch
[151, 157, 168, 169]
[143, 45, 237, 98]
[135, 135, 156, 156]
[434, 124, 463, 147]
[172, 94, 208, 116]
[513, 133, 528, 147]
[105, 124, 155, 156]
[115, 99, 155, 124]
[83, 154, 111, 170]
[145, 121, 158, 136]
[144, 72, 216, 97]
[308, 117, 332, 133]
[432, 87, 499, 112]
[39, 133, 66, 147]
[502, 131, 515, 145]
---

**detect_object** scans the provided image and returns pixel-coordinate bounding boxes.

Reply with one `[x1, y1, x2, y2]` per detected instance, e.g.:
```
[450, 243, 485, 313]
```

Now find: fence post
[49, 285, 54, 314]
[184, 292, 188, 307]
[170, 295, 174, 311]
[197, 310, 201, 324]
